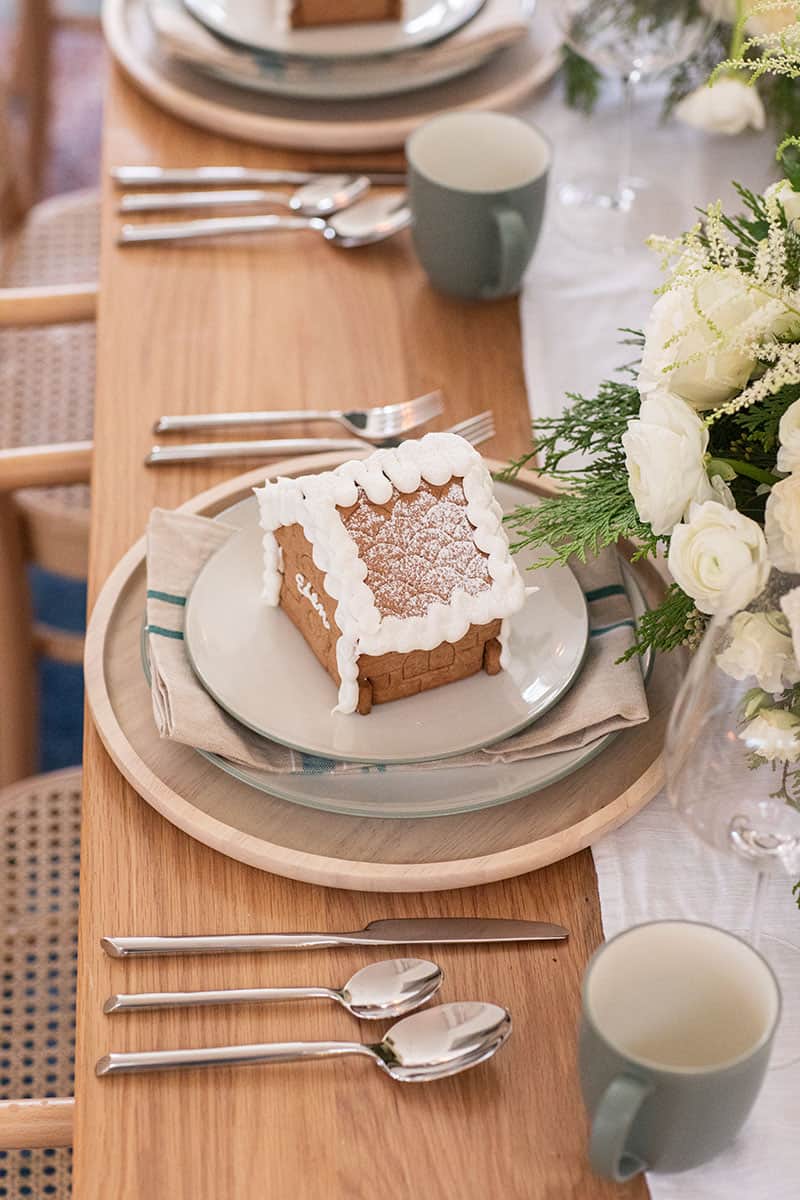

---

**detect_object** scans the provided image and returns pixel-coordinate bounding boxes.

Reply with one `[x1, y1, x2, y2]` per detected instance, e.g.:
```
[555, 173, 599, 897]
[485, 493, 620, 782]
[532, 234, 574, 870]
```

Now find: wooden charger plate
[84, 453, 683, 892]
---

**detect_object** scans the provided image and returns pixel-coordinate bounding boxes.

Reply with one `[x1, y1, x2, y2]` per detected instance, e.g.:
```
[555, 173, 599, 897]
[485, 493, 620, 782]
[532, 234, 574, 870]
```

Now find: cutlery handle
[119, 214, 317, 245]
[154, 409, 338, 434]
[145, 438, 367, 465]
[96, 1040, 370, 1076]
[101, 934, 359, 957]
[112, 166, 314, 187]
[104, 985, 337, 1013]
[120, 189, 290, 214]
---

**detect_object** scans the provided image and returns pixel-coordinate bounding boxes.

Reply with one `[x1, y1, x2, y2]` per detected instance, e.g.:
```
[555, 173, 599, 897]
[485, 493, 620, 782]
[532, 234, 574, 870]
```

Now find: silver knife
[112, 166, 407, 188]
[101, 918, 568, 958]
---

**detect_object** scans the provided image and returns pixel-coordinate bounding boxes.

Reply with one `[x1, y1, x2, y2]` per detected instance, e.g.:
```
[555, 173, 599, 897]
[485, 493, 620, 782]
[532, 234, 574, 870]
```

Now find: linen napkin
[145, 507, 649, 775]
[146, 0, 531, 85]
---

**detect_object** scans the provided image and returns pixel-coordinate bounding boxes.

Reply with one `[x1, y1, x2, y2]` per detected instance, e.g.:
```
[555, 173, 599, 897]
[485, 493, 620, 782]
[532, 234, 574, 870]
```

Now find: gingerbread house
[291, 1, 402, 28]
[255, 432, 527, 715]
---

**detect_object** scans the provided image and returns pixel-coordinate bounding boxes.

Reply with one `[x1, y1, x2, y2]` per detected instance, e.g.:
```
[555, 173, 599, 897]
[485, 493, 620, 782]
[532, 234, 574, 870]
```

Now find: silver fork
[153, 390, 443, 440]
[145, 411, 495, 466]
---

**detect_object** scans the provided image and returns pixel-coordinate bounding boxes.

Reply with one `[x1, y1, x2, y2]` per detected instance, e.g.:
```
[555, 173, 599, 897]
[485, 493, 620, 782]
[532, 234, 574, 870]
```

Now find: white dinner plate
[184, 485, 589, 765]
[183, 0, 485, 60]
[189, 32, 508, 101]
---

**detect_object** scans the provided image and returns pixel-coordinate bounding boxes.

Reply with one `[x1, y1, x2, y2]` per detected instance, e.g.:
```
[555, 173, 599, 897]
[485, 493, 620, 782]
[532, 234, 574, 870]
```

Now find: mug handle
[481, 207, 529, 300]
[589, 1074, 653, 1182]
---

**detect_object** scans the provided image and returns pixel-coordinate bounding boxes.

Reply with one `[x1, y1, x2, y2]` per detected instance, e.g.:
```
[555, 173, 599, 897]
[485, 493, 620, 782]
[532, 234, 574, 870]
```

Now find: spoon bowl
[374, 1001, 512, 1081]
[320, 193, 411, 247]
[339, 958, 443, 1019]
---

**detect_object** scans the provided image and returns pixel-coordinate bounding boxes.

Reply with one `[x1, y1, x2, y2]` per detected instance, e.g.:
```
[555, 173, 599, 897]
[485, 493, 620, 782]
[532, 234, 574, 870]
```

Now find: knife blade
[101, 919, 568, 958]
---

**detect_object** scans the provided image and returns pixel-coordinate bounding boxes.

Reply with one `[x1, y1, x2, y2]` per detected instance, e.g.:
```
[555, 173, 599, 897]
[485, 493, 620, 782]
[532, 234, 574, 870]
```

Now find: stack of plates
[143, 480, 653, 821]
[103, 0, 562, 149]
[149, 0, 540, 100]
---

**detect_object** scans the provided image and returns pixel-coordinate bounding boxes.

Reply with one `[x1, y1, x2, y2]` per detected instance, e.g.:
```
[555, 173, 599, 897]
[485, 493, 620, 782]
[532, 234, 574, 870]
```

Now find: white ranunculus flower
[765, 179, 800, 227]
[776, 397, 800, 473]
[638, 269, 789, 409]
[674, 78, 765, 137]
[668, 500, 770, 616]
[621, 391, 718, 536]
[717, 610, 800, 693]
[740, 708, 800, 763]
[765, 474, 800, 571]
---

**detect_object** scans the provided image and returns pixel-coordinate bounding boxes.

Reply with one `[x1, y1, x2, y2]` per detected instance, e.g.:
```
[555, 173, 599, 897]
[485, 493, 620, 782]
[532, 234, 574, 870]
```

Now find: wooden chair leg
[0, 495, 37, 784]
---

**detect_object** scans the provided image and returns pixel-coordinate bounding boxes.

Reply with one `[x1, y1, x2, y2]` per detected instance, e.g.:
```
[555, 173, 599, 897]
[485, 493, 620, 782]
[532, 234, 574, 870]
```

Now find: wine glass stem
[749, 868, 769, 950]
[619, 69, 641, 208]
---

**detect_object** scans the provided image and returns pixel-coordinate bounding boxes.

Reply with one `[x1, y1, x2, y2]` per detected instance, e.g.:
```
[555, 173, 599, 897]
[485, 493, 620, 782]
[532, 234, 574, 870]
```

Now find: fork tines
[448, 411, 495, 448]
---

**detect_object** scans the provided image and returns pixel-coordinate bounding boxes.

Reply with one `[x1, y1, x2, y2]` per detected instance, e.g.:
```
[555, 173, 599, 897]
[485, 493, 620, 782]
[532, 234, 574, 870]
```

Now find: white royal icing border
[255, 432, 526, 713]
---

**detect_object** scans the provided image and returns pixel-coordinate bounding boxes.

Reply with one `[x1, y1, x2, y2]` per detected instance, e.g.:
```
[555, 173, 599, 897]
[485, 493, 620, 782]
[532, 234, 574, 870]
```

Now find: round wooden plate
[102, 0, 562, 152]
[84, 454, 683, 892]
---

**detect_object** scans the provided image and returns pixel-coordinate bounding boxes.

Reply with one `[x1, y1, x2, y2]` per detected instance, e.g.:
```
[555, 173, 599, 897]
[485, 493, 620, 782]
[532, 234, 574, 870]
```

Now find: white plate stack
[148, 0, 540, 100]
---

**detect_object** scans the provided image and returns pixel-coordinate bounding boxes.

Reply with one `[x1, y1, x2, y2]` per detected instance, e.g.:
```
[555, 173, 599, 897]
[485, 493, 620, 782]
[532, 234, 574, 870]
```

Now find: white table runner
[519, 78, 799, 1199]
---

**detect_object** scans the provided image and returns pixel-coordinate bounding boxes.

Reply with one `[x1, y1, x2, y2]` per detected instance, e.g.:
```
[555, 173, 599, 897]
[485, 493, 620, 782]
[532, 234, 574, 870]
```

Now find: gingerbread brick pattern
[338, 479, 492, 620]
[291, 0, 402, 27]
[358, 619, 502, 707]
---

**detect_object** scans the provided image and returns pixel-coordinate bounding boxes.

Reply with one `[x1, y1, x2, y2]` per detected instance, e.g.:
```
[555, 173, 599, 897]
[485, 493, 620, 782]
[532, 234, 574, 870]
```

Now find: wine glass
[551, 0, 720, 249]
[665, 568, 800, 1067]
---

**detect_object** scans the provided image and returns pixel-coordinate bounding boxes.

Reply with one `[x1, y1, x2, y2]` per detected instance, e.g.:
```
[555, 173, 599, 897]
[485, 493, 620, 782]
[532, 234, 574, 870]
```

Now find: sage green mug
[579, 921, 780, 1180]
[406, 111, 550, 300]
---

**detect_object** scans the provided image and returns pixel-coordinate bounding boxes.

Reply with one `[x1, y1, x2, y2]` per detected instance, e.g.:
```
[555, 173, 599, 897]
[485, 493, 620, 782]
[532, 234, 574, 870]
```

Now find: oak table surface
[72, 65, 648, 1200]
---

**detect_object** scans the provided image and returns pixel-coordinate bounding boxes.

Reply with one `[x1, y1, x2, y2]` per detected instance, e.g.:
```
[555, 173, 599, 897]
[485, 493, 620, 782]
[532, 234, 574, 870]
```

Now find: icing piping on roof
[255, 433, 526, 714]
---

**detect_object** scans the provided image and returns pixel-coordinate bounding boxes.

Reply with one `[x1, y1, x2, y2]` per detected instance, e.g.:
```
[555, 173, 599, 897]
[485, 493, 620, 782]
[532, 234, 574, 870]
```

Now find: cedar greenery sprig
[500, 372, 660, 568]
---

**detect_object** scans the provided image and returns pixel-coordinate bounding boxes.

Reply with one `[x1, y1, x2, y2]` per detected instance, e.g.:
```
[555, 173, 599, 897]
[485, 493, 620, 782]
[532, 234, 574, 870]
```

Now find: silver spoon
[118, 192, 410, 248]
[95, 1001, 511, 1081]
[103, 957, 443, 1020]
[118, 174, 371, 218]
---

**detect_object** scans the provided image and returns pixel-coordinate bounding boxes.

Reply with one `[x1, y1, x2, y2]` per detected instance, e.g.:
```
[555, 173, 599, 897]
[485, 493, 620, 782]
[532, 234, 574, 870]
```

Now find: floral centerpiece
[502, 147, 800, 888]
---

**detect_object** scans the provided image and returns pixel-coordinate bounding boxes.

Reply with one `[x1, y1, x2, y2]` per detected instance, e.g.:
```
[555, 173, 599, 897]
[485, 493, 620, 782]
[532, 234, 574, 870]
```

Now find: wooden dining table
[72, 63, 649, 1199]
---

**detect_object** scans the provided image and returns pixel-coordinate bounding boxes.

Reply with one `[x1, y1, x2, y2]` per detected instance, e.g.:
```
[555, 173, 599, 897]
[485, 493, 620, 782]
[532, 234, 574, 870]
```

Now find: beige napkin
[146, 0, 531, 83]
[145, 508, 649, 775]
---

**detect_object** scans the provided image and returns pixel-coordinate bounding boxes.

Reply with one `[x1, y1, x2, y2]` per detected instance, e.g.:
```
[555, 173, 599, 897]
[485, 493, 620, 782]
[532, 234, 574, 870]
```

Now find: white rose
[765, 474, 800, 572]
[621, 391, 720, 536]
[776, 397, 800, 473]
[740, 708, 800, 763]
[638, 270, 785, 410]
[765, 179, 800, 228]
[717, 610, 800, 693]
[674, 78, 765, 137]
[668, 500, 770, 615]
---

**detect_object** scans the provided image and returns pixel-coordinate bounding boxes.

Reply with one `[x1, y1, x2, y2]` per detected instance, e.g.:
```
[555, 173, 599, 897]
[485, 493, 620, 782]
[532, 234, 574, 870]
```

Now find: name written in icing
[295, 573, 331, 630]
